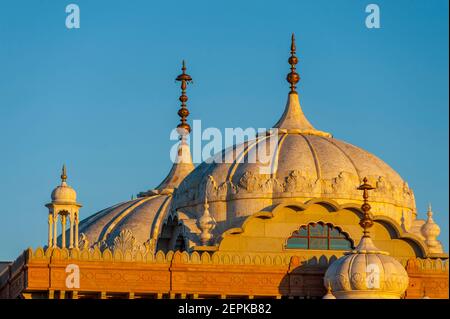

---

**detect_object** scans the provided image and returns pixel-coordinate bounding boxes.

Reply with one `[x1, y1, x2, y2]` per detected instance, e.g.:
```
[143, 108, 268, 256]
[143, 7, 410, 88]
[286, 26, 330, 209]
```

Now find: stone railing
[25, 246, 349, 268]
[1, 246, 447, 299]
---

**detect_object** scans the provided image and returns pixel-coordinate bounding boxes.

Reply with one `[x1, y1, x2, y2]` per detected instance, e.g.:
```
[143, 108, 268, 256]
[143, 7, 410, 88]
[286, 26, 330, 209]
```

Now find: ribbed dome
[50, 166, 77, 203]
[172, 93, 416, 232]
[324, 236, 409, 299]
[421, 204, 440, 239]
[77, 195, 172, 248]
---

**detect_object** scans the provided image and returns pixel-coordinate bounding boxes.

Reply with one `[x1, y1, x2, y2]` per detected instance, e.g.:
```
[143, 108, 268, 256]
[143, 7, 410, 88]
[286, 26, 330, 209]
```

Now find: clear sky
[0, 0, 448, 260]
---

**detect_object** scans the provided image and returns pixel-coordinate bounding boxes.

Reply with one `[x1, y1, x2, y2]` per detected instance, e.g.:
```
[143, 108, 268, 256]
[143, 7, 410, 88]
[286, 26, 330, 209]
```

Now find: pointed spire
[153, 61, 194, 191]
[176, 60, 193, 136]
[61, 164, 67, 183]
[273, 34, 331, 137]
[287, 33, 300, 94]
[137, 62, 195, 197]
[421, 202, 441, 251]
[425, 202, 437, 225]
[357, 177, 376, 237]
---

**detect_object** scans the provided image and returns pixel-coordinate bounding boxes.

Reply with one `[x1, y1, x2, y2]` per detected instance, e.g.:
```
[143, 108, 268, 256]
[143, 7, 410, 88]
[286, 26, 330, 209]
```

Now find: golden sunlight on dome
[421, 204, 442, 253]
[172, 35, 416, 238]
[324, 178, 409, 299]
[1, 35, 447, 301]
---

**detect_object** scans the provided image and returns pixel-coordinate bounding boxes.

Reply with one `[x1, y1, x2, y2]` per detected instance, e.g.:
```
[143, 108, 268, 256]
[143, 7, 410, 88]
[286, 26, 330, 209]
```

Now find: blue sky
[0, 0, 448, 260]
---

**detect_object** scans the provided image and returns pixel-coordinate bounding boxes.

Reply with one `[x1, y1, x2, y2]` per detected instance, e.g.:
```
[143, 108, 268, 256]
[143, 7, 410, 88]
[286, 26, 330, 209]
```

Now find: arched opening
[286, 222, 353, 250]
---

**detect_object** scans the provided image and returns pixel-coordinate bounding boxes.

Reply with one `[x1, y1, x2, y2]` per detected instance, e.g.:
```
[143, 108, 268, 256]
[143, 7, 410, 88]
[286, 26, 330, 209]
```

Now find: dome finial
[198, 196, 215, 245]
[286, 33, 300, 94]
[323, 178, 409, 299]
[138, 62, 195, 197]
[61, 164, 67, 183]
[176, 60, 193, 136]
[357, 177, 376, 237]
[421, 202, 442, 252]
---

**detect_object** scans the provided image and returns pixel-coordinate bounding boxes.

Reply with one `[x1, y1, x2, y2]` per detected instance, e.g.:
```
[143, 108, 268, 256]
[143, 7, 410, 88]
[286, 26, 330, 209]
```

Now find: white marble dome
[50, 166, 78, 203]
[51, 183, 77, 203]
[77, 195, 172, 249]
[172, 93, 416, 234]
[324, 236, 409, 299]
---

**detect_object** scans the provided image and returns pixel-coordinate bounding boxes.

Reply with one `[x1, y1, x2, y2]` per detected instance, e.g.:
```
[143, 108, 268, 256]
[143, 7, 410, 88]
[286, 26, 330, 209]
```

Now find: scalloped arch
[372, 215, 428, 257]
[218, 199, 430, 258]
[286, 221, 355, 249]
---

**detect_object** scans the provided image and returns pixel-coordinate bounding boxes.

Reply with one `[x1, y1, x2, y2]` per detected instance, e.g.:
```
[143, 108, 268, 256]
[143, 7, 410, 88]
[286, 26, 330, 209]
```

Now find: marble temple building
[0, 35, 447, 299]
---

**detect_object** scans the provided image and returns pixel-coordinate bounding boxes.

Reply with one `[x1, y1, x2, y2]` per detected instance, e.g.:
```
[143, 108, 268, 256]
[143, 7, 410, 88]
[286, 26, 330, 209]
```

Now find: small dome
[421, 204, 442, 253]
[421, 219, 440, 240]
[51, 182, 77, 202]
[421, 204, 440, 240]
[324, 236, 409, 299]
[50, 165, 77, 203]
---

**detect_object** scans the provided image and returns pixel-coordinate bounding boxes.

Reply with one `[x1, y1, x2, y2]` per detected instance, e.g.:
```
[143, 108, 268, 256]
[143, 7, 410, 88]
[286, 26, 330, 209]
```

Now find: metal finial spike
[286, 33, 300, 94]
[427, 203, 434, 219]
[291, 33, 296, 53]
[175, 60, 192, 135]
[61, 164, 67, 182]
[357, 177, 376, 236]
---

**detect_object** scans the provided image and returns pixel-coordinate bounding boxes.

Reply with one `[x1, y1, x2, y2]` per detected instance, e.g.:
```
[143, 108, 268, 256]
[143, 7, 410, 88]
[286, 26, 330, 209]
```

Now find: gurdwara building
[0, 35, 448, 299]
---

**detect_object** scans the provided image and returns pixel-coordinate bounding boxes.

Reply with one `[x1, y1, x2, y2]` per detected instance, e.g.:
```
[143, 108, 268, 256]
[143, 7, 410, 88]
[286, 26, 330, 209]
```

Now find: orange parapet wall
[404, 258, 449, 299]
[0, 247, 448, 299]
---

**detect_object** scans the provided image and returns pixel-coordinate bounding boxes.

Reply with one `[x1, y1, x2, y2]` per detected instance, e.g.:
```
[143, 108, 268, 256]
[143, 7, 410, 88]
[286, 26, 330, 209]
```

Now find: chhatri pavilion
[0, 35, 447, 299]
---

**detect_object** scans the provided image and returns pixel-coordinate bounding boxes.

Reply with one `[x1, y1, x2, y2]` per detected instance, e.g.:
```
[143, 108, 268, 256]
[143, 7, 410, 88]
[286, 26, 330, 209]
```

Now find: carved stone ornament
[183, 171, 412, 203]
[78, 233, 90, 250]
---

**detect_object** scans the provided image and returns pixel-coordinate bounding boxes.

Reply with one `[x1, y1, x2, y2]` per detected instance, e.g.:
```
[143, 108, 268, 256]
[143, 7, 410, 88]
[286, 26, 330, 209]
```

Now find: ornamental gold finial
[61, 164, 67, 183]
[357, 177, 376, 237]
[175, 60, 193, 136]
[286, 33, 300, 94]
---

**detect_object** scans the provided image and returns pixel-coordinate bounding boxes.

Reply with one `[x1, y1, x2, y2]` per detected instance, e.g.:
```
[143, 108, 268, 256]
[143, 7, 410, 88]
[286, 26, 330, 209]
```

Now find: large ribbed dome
[172, 93, 416, 234]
